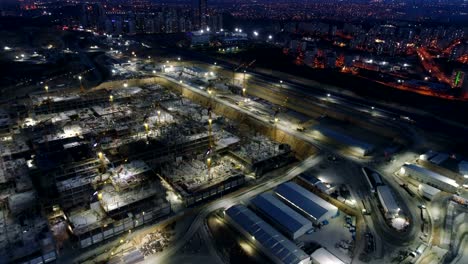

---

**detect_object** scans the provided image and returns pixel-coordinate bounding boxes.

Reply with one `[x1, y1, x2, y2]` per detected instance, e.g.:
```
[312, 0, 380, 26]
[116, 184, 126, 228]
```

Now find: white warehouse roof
[275, 182, 337, 222]
[402, 164, 459, 189]
[418, 183, 441, 196]
[225, 204, 310, 264]
[310, 248, 346, 264]
[251, 193, 312, 239]
[376, 185, 399, 215]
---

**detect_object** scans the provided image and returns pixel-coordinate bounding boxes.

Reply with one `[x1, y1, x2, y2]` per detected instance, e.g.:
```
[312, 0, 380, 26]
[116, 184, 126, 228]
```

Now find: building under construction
[0, 80, 295, 257]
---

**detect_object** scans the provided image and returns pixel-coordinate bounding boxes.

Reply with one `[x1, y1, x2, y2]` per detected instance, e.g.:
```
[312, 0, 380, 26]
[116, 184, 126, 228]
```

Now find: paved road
[160, 47, 468, 137]
[148, 75, 423, 254]
[451, 234, 468, 264]
[143, 155, 323, 263]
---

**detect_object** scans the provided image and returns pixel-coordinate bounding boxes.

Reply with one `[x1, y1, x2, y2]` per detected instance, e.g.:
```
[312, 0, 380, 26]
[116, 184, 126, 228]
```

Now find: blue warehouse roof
[275, 182, 337, 221]
[226, 204, 310, 264]
[251, 193, 311, 237]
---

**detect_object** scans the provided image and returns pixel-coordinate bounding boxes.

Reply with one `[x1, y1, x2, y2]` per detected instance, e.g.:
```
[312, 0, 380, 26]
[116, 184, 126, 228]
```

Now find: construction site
[0, 69, 311, 263]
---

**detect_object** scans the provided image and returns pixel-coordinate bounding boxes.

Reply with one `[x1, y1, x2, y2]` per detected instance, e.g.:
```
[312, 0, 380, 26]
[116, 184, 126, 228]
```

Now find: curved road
[143, 155, 323, 263]
[140, 74, 424, 262]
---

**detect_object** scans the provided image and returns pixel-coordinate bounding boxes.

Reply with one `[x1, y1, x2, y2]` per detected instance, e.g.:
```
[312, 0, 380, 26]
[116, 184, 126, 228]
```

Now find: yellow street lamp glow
[157, 110, 161, 115]
[44, 85, 49, 92]
[208, 90, 212, 95]
[144, 123, 149, 132]
[98, 152, 103, 159]
[208, 118, 212, 124]
[109, 95, 113, 102]
[97, 192, 103, 200]
[274, 117, 279, 123]
[123, 83, 128, 88]
[78, 76, 82, 81]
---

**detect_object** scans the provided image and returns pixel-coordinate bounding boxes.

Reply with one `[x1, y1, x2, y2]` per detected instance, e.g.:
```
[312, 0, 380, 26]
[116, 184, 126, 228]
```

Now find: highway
[84, 56, 432, 262]
[165, 47, 468, 138]
[159, 75, 423, 248]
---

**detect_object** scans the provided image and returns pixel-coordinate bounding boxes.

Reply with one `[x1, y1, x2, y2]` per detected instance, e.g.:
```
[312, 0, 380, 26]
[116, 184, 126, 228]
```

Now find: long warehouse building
[311, 125, 374, 156]
[400, 164, 459, 193]
[376, 185, 400, 219]
[275, 182, 338, 223]
[250, 193, 312, 240]
[225, 204, 311, 264]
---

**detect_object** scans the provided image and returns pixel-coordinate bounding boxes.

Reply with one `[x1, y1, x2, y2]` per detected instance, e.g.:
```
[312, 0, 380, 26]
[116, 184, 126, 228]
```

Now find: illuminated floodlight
[268, 35, 273, 40]
[253, 31, 258, 37]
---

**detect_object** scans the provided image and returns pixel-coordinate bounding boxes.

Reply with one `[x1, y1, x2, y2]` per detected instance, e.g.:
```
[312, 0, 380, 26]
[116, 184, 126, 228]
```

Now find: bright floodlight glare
[268, 35, 272, 40]
[78, 76, 82, 80]
[253, 31, 258, 36]
[327, 93, 331, 97]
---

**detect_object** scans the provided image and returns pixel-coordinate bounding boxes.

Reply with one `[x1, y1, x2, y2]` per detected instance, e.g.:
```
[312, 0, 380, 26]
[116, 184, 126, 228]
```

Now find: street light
[44, 85, 49, 92]
[268, 35, 273, 40]
[123, 83, 128, 88]
[253, 31, 258, 37]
